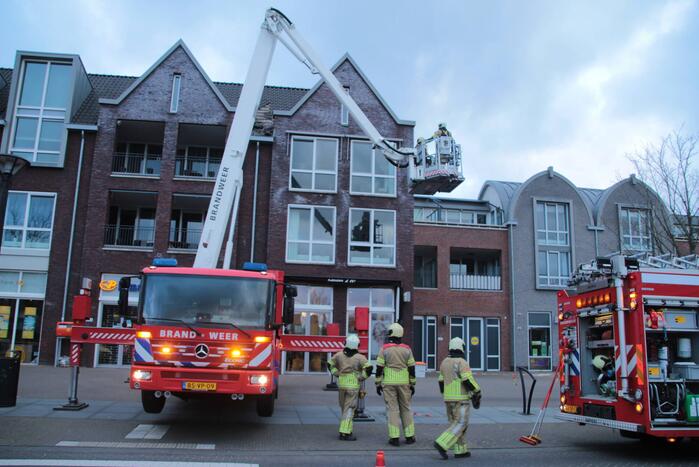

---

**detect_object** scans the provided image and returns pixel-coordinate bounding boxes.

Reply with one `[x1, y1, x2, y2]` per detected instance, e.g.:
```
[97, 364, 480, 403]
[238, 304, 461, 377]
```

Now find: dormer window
[10, 60, 71, 165]
[170, 74, 181, 113]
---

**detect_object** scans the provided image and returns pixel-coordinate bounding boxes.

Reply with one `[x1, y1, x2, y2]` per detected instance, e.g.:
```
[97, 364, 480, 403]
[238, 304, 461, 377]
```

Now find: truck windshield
[141, 274, 274, 328]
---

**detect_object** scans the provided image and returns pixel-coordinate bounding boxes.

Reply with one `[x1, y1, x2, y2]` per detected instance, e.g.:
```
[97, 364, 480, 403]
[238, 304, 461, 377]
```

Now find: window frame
[533, 198, 574, 290]
[9, 59, 72, 166]
[170, 73, 182, 113]
[349, 140, 397, 198]
[175, 145, 223, 180]
[288, 136, 338, 193]
[619, 206, 652, 253]
[348, 208, 397, 268]
[2, 191, 57, 252]
[285, 204, 336, 265]
[527, 312, 552, 371]
[340, 86, 350, 126]
[536, 201, 570, 246]
[537, 250, 571, 288]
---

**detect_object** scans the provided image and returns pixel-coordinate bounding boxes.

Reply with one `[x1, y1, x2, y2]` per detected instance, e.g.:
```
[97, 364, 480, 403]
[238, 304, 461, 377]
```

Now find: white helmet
[388, 323, 404, 338]
[438, 122, 447, 130]
[449, 337, 465, 351]
[345, 334, 360, 350]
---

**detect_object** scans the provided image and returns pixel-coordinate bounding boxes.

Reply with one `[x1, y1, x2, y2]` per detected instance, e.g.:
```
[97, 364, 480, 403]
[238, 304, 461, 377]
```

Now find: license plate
[182, 381, 217, 391]
[562, 404, 578, 414]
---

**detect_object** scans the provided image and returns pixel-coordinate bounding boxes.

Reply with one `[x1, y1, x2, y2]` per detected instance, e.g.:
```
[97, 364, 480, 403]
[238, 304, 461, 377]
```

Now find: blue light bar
[152, 258, 178, 267]
[243, 262, 268, 272]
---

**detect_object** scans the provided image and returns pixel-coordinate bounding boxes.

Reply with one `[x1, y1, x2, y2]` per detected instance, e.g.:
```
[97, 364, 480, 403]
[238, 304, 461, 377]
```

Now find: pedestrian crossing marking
[56, 441, 215, 450]
[125, 423, 170, 440]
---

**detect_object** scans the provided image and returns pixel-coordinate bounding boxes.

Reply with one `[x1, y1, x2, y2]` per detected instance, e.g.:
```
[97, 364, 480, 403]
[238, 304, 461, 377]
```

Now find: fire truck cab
[557, 254, 699, 440]
[120, 260, 296, 416]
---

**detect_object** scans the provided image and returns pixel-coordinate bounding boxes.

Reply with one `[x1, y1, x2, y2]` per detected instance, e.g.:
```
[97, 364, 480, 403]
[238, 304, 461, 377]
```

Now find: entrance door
[467, 318, 484, 371]
[413, 316, 437, 370]
[96, 304, 134, 366]
[0, 298, 44, 363]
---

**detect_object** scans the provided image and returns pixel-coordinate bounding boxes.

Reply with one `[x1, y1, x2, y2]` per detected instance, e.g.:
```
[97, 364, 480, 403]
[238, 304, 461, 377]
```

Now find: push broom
[519, 357, 564, 446]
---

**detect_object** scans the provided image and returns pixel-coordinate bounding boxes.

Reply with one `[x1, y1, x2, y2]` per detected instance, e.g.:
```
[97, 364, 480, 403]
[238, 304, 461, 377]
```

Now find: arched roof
[594, 176, 668, 225]
[478, 180, 521, 214]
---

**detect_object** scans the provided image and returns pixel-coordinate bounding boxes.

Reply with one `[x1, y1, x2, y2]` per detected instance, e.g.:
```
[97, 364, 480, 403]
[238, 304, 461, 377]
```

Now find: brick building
[0, 41, 415, 369]
[412, 195, 511, 371]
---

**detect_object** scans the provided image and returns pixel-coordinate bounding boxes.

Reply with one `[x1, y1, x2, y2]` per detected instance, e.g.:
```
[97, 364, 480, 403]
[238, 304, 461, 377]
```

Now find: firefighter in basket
[375, 323, 417, 446]
[328, 334, 372, 441]
[433, 337, 481, 460]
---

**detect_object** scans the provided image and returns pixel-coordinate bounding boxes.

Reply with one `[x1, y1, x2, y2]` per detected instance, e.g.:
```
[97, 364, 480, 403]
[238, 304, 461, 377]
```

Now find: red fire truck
[557, 254, 699, 440]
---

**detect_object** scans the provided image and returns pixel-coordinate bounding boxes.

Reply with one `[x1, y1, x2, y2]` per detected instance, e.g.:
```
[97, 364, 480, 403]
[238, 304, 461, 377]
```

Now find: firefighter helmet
[387, 323, 404, 338]
[449, 337, 465, 351]
[438, 122, 447, 130]
[345, 333, 360, 350]
[592, 355, 611, 371]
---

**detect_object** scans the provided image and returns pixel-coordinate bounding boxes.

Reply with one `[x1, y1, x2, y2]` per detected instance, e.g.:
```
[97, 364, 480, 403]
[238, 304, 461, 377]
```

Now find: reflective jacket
[329, 351, 371, 390]
[439, 356, 480, 401]
[376, 343, 416, 386]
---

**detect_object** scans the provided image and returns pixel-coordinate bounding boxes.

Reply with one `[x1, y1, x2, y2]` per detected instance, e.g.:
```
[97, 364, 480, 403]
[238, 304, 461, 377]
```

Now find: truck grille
[161, 371, 240, 381]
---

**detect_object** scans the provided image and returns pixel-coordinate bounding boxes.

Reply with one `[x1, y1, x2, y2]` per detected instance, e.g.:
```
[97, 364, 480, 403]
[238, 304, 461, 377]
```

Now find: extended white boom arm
[194, 8, 414, 268]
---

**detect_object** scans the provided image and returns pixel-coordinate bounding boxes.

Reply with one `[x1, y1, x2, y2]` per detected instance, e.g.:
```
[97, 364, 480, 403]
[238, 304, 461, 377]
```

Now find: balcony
[450, 274, 501, 291]
[169, 228, 202, 250]
[112, 120, 165, 178]
[103, 225, 155, 248]
[112, 152, 162, 176]
[175, 124, 226, 180]
[168, 193, 209, 252]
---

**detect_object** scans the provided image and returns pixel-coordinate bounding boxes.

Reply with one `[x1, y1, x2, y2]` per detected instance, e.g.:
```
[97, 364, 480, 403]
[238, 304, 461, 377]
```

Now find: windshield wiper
[147, 317, 202, 337]
[196, 320, 251, 338]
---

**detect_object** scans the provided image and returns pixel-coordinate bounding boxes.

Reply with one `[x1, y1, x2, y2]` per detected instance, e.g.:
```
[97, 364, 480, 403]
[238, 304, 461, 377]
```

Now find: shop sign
[99, 274, 141, 303]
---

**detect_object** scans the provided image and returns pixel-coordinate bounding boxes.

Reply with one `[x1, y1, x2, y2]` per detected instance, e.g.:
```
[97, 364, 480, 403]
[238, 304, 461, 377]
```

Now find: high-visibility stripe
[249, 344, 272, 368]
[134, 338, 154, 363]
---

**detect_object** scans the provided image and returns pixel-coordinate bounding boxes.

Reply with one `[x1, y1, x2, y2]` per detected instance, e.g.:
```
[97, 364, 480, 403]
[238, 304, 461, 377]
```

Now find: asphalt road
[1, 367, 698, 466]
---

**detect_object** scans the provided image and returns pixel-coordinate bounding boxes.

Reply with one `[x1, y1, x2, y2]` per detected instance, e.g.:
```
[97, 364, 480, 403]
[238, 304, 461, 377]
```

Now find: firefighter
[328, 333, 372, 441]
[434, 337, 481, 459]
[375, 322, 416, 446]
[433, 122, 452, 137]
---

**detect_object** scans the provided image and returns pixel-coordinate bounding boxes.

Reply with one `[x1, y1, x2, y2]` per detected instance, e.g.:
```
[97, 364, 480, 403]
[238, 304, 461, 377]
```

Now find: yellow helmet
[388, 323, 404, 338]
[449, 337, 465, 351]
[345, 334, 360, 350]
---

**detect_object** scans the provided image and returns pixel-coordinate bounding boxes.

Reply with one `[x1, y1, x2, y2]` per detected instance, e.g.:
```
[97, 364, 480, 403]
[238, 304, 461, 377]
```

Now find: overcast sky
[2, 0, 697, 197]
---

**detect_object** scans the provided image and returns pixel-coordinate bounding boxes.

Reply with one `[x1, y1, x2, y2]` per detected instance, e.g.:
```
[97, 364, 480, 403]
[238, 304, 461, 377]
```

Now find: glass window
[350, 141, 396, 196]
[349, 208, 396, 266]
[340, 86, 350, 126]
[286, 206, 335, 264]
[170, 74, 181, 113]
[537, 250, 571, 287]
[621, 208, 652, 252]
[2, 192, 55, 250]
[486, 318, 500, 371]
[528, 312, 551, 370]
[346, 288, 395, 360]
[536, 202, 569, 246]
[290, 137, 337, 192]
[12, 61, 70, 164]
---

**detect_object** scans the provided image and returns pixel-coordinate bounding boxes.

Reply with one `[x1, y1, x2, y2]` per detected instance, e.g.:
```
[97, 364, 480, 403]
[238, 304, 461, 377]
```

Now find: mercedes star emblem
[195, 343, 209, 359]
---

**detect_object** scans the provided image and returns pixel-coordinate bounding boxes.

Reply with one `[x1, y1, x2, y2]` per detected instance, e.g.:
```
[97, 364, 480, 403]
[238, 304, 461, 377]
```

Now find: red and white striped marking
[70, 344, 82, 366]
[247, 343, 272, 368]
[87, 331, 135, 344]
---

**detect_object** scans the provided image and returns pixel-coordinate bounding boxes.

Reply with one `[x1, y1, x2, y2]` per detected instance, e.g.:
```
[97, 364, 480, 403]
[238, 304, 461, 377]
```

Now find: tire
[141, 390, 166, 414]
[256, 394, 275, 417]
[619, 429, 643, 440]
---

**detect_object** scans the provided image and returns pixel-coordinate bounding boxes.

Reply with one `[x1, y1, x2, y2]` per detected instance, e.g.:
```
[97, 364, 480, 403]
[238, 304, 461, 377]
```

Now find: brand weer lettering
[159, 329, 239, 340]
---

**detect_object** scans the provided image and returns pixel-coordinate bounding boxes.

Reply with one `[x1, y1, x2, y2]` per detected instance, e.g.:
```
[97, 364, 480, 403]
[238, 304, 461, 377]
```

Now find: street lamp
[0, 154, 30, 240]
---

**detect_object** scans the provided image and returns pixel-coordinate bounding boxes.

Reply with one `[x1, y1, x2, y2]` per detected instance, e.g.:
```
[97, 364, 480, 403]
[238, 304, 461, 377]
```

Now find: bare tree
[628, 129, 698, 255]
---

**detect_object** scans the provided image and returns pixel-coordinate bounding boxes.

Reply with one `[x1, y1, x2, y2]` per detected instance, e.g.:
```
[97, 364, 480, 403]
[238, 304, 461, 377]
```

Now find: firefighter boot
[455, 452, 471, 458]
[405, 436, 416, 444]
[339, 433, 357, 441]
[433, 442, 448, 460]
[388, 438, 400, 446]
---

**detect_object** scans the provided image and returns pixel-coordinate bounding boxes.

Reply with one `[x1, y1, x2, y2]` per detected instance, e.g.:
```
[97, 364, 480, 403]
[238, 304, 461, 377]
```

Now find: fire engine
[557, 254, 699, 440]
[57, 8, 463, 416]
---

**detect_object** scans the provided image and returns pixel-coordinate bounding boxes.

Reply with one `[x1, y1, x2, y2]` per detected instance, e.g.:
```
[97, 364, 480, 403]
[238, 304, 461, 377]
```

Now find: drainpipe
[250, 142, 260, 262]
[61, 130, 86, 321]
[508, 222, 516, 370]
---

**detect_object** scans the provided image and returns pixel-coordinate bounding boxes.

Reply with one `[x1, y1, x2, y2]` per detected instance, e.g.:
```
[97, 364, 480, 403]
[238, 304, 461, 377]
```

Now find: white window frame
[620, 207, 652, 252]
[170, 74, 181, 113]
[537, 250, 571, 287]
[175, 145, 223, 179]
[350, 140, 397, 197]
[288, 136, 338, 193]
[536, 201, 570, 246]
[2, 191, 57, 251]
[528, 312, 552, 371]
[9, 60, 71, 166]
[486, 318, 501, 371]
[286, 205, 336, 264]
[340, 86, 350, 126]
[348, 208, 396, 267]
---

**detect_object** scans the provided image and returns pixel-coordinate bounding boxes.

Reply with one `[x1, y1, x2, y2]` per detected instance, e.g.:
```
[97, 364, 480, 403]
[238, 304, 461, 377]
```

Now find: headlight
[132, 370, 152, 381]
[251, 375, 268, 385]
[634, 388, 643, 401]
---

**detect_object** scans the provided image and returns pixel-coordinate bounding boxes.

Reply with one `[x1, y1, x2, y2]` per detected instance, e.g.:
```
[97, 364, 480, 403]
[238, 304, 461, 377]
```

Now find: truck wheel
[256, 394, 275, 417]
[141, 390, 166, 414]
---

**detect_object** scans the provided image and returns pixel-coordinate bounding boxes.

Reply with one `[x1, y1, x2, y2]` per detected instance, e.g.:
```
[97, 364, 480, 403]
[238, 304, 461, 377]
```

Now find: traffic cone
[375, 450, 386, 467]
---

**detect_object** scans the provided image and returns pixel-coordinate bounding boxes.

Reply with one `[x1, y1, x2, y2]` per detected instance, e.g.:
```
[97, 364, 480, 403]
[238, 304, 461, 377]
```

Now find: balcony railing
[174, 155, 220, 179]
[169, 228, 202, 250]
[104, 225, 155, 248]
[450, 274, 501, 291]
[112, 153, 162, 176]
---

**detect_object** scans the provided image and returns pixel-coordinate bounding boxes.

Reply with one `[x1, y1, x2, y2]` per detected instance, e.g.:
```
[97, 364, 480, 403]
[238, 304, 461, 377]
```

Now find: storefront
[94, 273, 140, 367]
[282, 281, 399, 374]
[0, 270, 47, 364]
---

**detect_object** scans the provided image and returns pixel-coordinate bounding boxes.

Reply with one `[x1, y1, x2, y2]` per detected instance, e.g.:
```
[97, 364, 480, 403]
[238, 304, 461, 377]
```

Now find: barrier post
[54, 342, 89, 411]
[516, 366, 537, 415]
